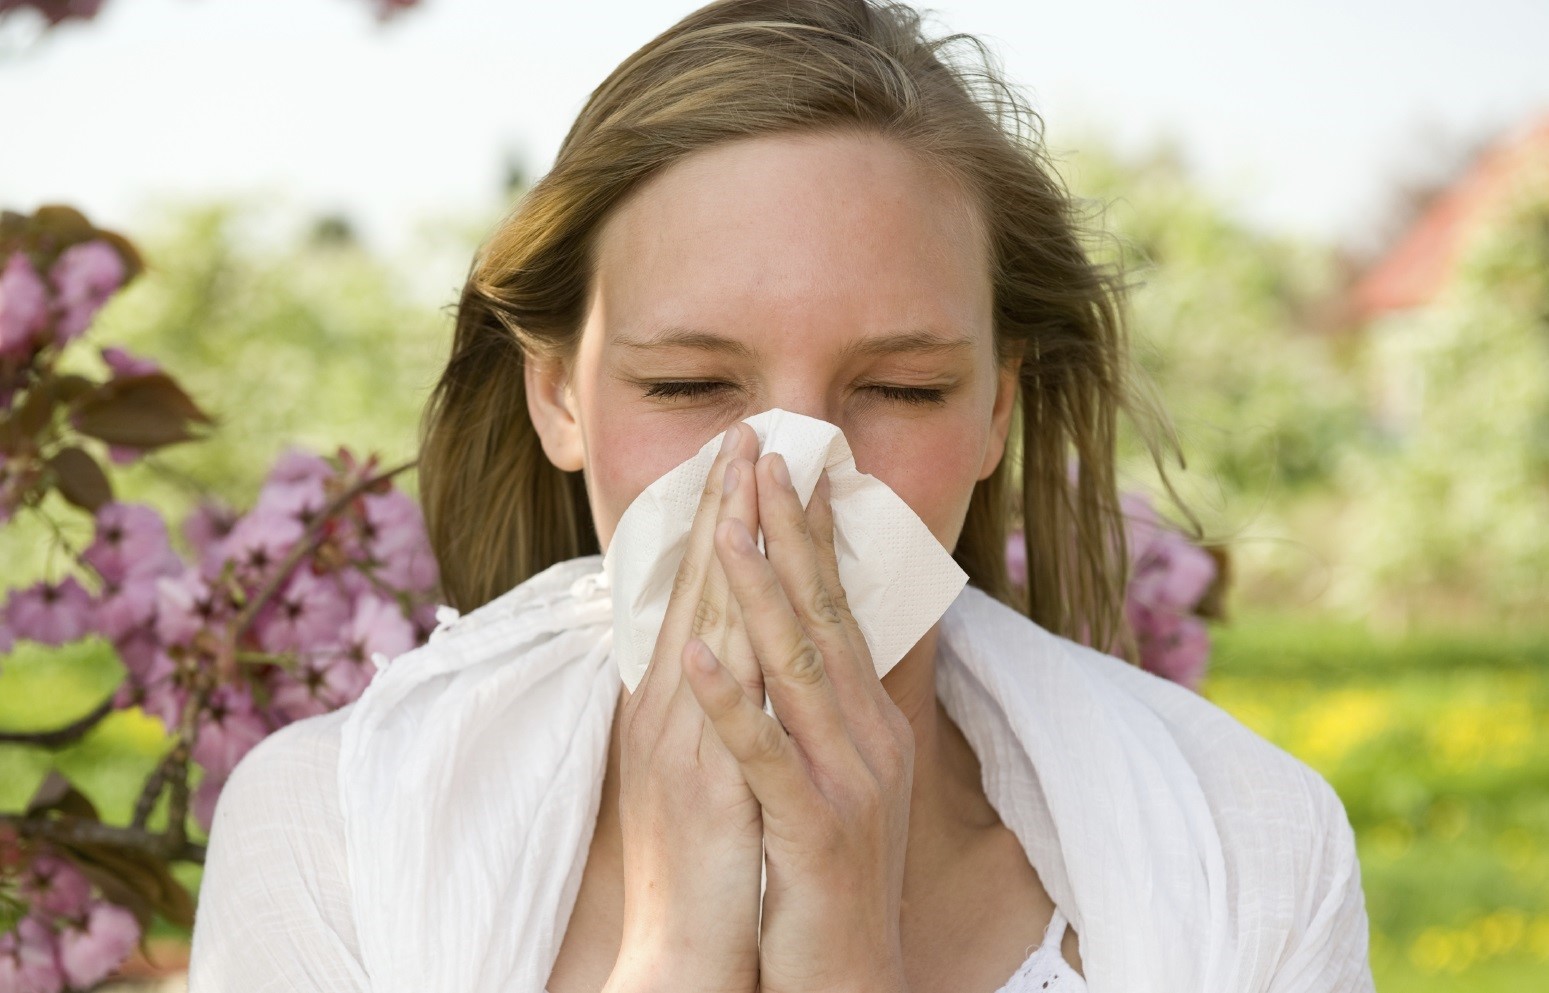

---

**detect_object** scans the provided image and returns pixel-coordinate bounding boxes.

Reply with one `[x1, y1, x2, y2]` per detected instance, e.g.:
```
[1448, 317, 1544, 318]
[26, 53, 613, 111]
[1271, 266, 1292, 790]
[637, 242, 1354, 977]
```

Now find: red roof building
[1349, 112, 1549, 324]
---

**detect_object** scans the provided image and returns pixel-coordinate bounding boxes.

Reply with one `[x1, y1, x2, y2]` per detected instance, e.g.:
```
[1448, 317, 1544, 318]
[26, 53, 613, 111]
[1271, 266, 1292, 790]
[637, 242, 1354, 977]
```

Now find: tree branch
[0, 697, 114, 748]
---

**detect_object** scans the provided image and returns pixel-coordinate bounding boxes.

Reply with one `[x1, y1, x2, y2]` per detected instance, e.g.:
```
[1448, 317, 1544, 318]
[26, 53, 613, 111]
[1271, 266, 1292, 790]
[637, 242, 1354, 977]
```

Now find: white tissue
[601, 407, 969, 694]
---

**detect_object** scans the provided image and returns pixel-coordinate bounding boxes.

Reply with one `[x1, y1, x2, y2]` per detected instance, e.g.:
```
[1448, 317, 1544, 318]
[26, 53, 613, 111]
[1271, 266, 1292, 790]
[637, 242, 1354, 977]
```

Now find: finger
[668, 453, 765, 720]
[715, 513, 864, 773]
[681, 635, 818, 813]
[804, 468, 869, 668]
[636, 420, 758, 715]
[755, 455, 879, 710]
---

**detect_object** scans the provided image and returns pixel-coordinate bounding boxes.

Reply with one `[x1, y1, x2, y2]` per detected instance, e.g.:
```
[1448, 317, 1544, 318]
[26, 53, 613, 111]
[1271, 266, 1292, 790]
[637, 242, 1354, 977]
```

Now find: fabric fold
[337, 552, 1372, 993]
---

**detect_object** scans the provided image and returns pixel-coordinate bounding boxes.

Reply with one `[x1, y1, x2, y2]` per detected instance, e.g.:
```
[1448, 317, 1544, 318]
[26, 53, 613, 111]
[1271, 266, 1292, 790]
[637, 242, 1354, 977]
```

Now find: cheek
[582, 385, 720, 550]
[846, 414, 988, 551]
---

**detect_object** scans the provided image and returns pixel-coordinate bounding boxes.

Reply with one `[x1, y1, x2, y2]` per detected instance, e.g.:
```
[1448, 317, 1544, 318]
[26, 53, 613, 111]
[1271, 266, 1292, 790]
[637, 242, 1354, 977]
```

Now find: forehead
[588, 130, 993, 356]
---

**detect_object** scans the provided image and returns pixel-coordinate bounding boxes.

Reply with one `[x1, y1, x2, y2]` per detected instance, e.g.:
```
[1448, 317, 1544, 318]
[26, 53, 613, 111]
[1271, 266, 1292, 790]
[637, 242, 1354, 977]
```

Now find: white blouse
[182, 699, 1085, 992]
[188, 556, 1375, 993]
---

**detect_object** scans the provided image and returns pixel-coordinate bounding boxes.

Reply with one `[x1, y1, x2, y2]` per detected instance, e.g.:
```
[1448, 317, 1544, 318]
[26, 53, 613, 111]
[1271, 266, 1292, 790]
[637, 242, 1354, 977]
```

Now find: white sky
[4, 0, 1547, 281]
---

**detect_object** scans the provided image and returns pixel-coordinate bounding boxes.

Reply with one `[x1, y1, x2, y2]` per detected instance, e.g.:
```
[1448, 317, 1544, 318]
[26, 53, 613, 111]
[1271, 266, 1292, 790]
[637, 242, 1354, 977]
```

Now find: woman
[187, 2, 1375, 992]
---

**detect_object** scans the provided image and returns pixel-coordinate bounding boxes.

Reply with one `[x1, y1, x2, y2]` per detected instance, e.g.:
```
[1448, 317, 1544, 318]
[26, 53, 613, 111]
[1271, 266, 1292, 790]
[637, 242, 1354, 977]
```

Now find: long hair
[419, 0, 1194, 662]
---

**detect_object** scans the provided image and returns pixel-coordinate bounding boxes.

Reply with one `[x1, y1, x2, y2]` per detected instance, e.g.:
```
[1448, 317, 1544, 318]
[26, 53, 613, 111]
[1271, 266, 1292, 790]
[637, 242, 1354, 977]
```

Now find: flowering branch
[1, 204, 445, 988]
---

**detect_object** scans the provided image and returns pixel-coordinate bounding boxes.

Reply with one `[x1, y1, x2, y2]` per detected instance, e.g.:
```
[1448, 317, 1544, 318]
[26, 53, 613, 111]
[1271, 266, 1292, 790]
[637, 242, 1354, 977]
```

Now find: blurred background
[2, 1, 1546, 990]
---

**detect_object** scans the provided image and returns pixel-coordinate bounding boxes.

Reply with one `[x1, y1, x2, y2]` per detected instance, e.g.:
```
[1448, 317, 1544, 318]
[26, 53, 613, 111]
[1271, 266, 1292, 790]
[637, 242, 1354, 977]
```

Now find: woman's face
[527, 129, 1020, 554]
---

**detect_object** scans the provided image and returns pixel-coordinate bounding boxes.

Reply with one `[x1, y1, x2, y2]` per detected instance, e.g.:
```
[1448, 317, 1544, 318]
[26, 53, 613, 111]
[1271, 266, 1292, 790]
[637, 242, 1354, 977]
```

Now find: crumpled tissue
[602, 407, 969, 694]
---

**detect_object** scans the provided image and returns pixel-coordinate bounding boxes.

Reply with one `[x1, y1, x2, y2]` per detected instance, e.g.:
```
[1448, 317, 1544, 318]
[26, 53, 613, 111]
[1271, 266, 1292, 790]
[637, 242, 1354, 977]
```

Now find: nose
[755, 388, 839, 429]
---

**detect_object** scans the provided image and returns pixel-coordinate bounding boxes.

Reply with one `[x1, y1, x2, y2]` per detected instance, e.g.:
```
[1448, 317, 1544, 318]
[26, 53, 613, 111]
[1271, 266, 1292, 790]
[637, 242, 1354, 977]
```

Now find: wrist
[605, 940, 759, 993]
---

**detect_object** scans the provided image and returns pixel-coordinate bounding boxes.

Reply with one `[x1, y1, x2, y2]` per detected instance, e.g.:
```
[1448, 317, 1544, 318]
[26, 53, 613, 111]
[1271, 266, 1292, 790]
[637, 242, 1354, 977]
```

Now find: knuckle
[830, 582, 852, 614]
[750, 716, 786, 763]
[700, 460, 727, 507]
[841, 777, 884, 820]
[783, 640, 826, 686]
[810, 584, 844, 627]
[670, 556, 699, 602]
[692, 592, 724, 633]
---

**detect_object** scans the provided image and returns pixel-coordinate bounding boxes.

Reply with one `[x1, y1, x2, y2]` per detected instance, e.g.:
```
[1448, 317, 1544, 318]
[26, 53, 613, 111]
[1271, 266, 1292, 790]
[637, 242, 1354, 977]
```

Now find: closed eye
[640, 380, 727, 401]
[641, 381, 947, 406]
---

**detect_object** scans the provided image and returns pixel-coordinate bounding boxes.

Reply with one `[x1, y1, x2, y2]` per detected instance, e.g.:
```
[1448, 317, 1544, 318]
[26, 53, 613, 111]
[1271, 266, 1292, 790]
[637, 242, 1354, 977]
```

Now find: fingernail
[719, 424, 738, 456]
[724, 463, 739, 492]
[771, 454, 791, 488]
[731, 521, 757, 554]
[816, 470, 830, 500]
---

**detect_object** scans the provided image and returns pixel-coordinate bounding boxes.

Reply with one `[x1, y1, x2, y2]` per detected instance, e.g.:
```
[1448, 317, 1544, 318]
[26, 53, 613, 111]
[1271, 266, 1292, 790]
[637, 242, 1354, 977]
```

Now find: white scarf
[336, 554, 1374, 993]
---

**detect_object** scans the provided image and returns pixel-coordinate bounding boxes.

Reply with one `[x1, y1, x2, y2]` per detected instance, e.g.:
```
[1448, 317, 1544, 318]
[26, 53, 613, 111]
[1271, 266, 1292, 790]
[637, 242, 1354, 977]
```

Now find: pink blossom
[1128, 601, 1210, 692]
[253, 447, 335, 532]
[153, 567, 223, 646]
[92, 573, 161, 641]
[359, 490, 439, 593]
[266, 657, 336, 722]
[111, 649, 189, 731]
[268, 594, 413, 722]
[251, 453, 332, 534]
[0, 251, 50, 359]
[108, 625, 159, 681]
[56, 900, 140, 988]
[0, 1, 106, 26]
[99, 345, 159, 378]
[110, 647, 187, 730]
[82, 502, 181, 585]
[1004, 529, 1027, 588]
[192, 772, 225, 833]
[253, 568, 352, 655]
[218, 508, 305, 585]
[267, 446, 335, 489]
[342, 592, 417, 664]
[1118, 491, 1162, 572]
[48, 240, 125, 344]
[4, 576, 93, 646]
[1130, 527, 1217, 613]
[19, 853, 93, 919]
[0, 616, 13, 655]
[0, 914, 64, 993]
[409, 598, 438, 642]
[182, 499, 239, 580]
[368, 0, 423, 22]
[267, 647, 378, 722]
[191, 684, 271, 780]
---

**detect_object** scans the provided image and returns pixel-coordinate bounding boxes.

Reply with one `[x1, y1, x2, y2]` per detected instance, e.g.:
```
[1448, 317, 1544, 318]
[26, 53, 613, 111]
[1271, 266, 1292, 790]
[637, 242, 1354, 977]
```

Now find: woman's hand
[606, 422, 769, 993]
[682, 455, 916, 993]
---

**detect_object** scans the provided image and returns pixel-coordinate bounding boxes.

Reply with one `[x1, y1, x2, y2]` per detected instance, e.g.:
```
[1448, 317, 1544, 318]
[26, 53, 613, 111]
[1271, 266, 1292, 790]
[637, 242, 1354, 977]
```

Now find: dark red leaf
[71, 372, 215, 449]
[48, 445, 113, 511]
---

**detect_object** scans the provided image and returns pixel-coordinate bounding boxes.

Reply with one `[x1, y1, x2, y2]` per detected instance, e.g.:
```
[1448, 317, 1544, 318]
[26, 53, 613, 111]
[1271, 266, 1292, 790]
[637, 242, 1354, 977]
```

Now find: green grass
[3, 612, 1547, 986]
[1204, 611, 1549, 992]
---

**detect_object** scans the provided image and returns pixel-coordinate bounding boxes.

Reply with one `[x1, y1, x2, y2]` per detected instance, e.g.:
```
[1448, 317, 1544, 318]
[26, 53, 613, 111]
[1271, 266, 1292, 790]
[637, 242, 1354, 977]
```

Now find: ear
[524, 349, 586, 472]
[978, 353, 1022, 481]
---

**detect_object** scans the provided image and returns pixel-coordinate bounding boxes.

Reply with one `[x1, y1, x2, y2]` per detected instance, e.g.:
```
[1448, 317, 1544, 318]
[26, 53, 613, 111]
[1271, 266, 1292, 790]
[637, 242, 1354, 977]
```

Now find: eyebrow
[615, 326, 976, 361]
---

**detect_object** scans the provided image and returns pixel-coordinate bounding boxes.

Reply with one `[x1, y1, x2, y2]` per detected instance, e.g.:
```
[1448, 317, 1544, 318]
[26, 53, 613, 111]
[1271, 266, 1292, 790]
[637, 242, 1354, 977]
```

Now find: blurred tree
[1334, 173, 1549, 626]
[0, 198, 447, 582]
[1054, 132, 1368, 581]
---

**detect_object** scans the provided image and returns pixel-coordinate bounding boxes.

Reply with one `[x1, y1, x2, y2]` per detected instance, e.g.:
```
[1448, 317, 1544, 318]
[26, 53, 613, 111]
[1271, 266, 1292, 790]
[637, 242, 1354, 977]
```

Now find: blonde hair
[420, 0, 1190, 662]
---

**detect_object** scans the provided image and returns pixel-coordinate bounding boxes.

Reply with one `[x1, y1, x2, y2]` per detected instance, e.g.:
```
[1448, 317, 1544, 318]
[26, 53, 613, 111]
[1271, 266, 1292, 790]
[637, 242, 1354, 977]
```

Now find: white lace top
[997, 905, 1086, 991]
